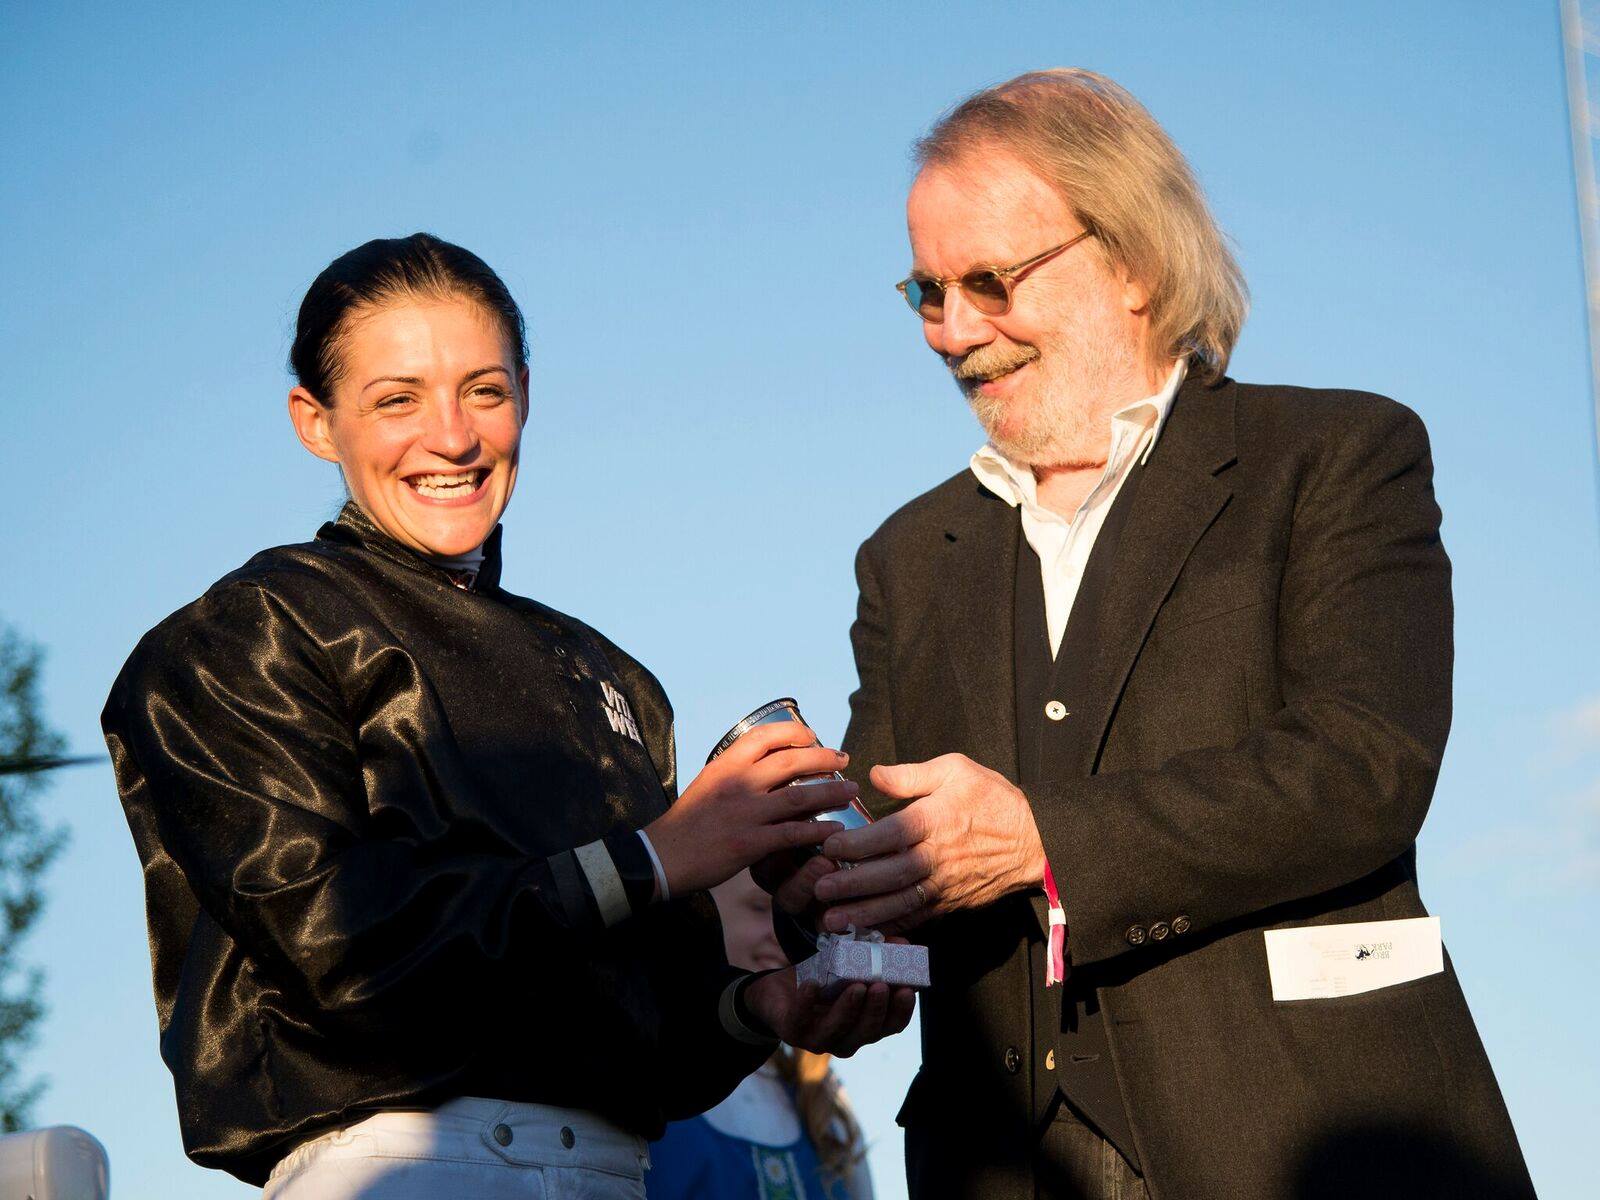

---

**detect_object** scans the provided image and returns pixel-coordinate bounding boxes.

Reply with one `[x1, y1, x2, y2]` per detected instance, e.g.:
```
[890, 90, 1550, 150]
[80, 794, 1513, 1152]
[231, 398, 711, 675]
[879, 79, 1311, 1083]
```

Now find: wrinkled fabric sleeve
[823, 536, 965, 953]
[647, 893, 774, 1120]
[842, 537, 900, 815]
[104, 583, 652, 1036]
[593, 638, 774, 1102]
[1032, 400, 1453, 966]
[796, 534, 902, 965]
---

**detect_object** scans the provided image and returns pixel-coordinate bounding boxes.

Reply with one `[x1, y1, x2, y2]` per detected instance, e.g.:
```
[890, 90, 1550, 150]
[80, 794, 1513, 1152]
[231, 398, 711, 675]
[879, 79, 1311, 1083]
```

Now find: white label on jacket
[599, 680, 643, 745]
[1264, 916, 1442, 1001]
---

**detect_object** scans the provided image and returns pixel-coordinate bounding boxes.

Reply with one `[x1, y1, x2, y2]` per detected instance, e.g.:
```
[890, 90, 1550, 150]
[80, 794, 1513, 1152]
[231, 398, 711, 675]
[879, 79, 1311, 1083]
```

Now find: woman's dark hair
[289, 232, 527, 403]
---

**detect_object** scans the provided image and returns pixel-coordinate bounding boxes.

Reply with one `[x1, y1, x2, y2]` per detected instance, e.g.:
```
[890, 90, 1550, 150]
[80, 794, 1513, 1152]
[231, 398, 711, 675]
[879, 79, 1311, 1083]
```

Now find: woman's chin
[378, 511, 493, 559]
[391, 488, 503, 556]
[419, 520, 494, 557]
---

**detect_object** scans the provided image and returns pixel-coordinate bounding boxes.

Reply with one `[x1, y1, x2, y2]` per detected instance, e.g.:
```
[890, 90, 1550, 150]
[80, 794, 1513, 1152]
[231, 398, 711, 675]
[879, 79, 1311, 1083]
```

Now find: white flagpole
[1560, 0, 1600, 469]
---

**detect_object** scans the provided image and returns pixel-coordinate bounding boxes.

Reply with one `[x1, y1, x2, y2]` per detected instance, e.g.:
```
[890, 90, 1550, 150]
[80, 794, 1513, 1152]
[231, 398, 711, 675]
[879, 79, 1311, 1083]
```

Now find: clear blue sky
[3, 2, 1597, 1196]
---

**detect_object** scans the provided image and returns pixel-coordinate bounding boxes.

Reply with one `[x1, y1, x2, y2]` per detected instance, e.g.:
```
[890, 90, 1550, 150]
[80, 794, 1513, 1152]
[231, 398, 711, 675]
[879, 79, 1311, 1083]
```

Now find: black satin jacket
[102, 503, 765, 1185]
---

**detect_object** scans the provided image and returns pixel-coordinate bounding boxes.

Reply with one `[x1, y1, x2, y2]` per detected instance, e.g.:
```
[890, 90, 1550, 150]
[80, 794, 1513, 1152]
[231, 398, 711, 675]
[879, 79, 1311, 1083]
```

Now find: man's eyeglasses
[895, 229, 1095, 322]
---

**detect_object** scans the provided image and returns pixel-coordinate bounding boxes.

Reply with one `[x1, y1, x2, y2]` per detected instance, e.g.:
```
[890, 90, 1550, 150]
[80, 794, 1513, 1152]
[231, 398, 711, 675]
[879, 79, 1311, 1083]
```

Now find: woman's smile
[404, 467, 491, 504]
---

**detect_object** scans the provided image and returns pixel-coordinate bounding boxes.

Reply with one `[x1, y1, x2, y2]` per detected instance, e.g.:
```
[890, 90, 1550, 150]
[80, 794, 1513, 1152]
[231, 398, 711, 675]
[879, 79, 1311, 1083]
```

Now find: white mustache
[950, 343, 1041, 384]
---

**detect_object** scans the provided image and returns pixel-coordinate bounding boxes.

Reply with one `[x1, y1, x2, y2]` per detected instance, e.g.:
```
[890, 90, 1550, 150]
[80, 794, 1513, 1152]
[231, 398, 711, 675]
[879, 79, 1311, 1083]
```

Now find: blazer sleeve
[1031, 399, 1453, 966]
[834, 533, 975, 956]
[761, 535, 909, 967]
[842, 536, 900, 812]
[103, 582, 667, 1036]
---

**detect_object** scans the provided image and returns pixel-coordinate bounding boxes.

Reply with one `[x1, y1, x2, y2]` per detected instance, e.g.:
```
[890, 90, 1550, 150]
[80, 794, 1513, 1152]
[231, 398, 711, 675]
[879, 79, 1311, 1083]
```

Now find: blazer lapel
[935, 480, 1023, 783]
[1075, 376, 1239, 774]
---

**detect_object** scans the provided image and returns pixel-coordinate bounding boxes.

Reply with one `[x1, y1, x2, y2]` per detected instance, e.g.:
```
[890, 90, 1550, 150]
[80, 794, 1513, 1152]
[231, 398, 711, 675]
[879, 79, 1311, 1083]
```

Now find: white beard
[961, 329, 1142, 470]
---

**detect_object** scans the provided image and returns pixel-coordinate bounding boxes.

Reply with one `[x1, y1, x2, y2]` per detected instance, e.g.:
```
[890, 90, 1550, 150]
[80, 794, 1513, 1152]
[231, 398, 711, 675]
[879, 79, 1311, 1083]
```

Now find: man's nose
[421, 396, 479, 459]
[926, 286, 995, 358]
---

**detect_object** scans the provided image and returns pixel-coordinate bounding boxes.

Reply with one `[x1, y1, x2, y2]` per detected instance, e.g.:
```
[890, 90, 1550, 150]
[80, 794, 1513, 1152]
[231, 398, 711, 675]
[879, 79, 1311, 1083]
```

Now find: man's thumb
[870, 759, 939, 800]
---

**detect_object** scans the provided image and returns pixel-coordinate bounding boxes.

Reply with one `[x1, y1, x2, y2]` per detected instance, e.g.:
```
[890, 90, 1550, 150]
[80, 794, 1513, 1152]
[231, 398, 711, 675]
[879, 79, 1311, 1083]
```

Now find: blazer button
[1045, 1049, 1056, 1071]
[1003, 1046, 1022, 1074]
[1125, 924, 1147, 946]
[1172, 914, 1191, 935]
[1150, 921, 1170, 941]
[1044, 700, 1069, 721]
[492, 1123, 513, 1146]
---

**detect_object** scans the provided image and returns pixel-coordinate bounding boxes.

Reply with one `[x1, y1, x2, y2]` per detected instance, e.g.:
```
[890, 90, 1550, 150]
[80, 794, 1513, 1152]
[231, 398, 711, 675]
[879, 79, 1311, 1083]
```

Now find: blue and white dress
[647, 1062, 872, 1200]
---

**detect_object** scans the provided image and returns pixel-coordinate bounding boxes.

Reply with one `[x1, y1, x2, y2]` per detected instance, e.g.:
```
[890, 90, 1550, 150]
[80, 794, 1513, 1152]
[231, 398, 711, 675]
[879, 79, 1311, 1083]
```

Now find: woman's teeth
[410, 471, 482, 499]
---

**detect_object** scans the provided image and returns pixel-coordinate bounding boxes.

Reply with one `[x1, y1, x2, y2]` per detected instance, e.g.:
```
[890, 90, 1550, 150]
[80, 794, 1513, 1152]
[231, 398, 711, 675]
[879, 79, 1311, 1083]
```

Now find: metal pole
[1560, 0, 1600, 473]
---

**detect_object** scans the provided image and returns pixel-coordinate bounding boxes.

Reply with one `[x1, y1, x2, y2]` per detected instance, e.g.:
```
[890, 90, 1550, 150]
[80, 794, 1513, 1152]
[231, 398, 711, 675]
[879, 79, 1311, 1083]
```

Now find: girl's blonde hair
[772, 1046, 865, 1185]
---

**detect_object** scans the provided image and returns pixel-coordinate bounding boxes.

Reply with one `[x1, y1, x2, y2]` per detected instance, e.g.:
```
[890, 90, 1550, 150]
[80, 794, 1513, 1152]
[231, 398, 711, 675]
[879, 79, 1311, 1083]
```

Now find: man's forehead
[907, 153, 1075, 266]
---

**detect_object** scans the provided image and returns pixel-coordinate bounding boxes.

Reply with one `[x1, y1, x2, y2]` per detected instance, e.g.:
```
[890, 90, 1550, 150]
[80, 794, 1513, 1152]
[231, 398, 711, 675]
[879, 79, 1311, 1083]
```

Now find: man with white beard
[768, 69, 1533, 1200]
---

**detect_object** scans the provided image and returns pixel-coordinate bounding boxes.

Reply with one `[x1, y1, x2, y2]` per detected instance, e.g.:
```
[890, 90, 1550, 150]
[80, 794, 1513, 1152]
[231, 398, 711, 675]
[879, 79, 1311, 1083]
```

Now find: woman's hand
[645, 722, 859, 896]
[743, 965, 917, 1058]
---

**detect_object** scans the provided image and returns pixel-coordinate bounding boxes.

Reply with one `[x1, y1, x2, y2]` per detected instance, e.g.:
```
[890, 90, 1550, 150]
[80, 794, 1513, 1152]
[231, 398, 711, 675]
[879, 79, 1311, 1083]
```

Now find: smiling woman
[286, 239, 529, 560]
[98, 234, 915, 1198]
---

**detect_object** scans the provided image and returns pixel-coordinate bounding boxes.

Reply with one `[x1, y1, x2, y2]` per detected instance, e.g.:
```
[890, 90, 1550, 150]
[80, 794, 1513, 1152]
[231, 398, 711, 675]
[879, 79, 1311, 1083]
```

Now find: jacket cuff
[718, 971, 781, 1047]
[549, 831, 660, 934]
[598, 829, 660, 916]
[633, 828, 670, 902]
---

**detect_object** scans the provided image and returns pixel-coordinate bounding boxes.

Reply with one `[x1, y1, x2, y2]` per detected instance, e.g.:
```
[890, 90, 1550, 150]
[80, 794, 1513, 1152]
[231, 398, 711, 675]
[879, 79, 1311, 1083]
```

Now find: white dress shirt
[969, 359, 1187, 658]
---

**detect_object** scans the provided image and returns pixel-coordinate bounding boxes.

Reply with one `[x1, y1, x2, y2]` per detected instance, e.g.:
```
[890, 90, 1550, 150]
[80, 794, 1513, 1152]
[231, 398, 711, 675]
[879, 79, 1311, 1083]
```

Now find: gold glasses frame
[895, 228, 1096, 322]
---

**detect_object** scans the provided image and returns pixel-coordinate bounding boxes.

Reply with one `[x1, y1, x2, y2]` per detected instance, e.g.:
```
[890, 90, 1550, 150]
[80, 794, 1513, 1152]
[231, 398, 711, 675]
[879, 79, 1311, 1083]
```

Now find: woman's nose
[422, 398, 479, 459]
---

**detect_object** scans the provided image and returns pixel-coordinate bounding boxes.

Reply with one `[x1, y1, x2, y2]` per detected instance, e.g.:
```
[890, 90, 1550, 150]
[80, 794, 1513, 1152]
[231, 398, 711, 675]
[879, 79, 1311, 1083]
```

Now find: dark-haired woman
[102, 233, 915, 1198]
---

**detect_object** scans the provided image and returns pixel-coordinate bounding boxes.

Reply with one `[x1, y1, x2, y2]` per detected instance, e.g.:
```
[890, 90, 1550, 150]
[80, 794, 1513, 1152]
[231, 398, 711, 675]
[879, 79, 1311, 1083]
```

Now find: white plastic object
[0, 1126, 110, 1199]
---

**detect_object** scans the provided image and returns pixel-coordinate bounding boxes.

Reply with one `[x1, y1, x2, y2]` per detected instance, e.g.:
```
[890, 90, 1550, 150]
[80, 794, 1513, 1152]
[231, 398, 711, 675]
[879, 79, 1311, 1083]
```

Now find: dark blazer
[841, 375, 1533, 1200]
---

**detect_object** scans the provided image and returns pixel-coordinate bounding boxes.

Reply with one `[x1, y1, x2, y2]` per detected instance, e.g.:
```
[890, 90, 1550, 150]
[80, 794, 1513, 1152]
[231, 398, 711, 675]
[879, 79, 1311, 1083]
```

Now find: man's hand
[744, 966, 916, 1057]
[813, 754, 1044, 934]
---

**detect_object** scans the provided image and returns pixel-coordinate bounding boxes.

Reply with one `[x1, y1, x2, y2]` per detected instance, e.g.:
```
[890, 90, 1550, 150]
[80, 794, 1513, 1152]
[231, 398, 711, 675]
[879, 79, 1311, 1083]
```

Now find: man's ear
[288, 386, 341, 464]
[517, 366, 531, 425]
[1120, 267, 1152, 316]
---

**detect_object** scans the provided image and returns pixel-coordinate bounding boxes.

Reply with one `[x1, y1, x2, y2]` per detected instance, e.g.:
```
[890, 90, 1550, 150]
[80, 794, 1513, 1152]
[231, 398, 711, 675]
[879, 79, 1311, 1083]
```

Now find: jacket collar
[317, 500, 505, 592]
[1067, 373, 1234, 766]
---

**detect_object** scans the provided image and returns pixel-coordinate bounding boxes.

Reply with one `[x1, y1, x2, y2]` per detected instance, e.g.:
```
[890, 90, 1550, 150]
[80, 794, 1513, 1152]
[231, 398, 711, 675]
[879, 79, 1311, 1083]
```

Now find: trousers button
[1003, 1046, 1021, 1074]
[560, 1126, 576, 1149]
[492, 1123, 513, 1146]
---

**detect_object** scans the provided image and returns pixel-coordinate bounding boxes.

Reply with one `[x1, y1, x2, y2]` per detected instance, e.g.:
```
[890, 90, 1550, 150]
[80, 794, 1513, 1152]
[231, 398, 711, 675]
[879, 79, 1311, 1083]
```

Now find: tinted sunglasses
[895, 228, 1095, 322]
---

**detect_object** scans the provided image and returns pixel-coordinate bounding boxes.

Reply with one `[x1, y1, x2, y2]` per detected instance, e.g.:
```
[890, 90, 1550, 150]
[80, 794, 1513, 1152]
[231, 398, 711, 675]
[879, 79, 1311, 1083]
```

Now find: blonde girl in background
[648, 869, 874, 1200]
